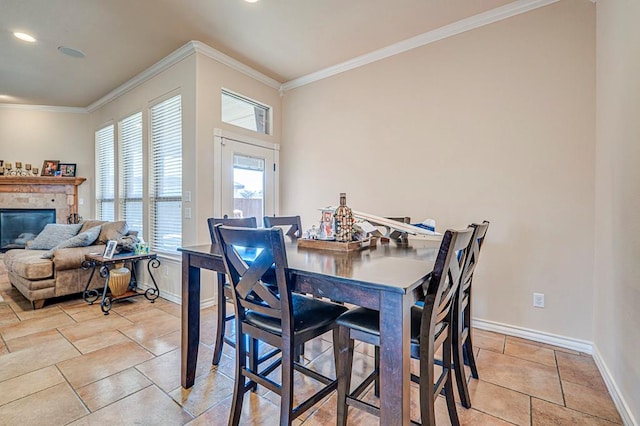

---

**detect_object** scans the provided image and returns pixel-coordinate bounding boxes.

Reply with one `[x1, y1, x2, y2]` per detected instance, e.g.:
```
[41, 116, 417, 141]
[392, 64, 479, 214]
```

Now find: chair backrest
[263, 215, 303, 240]
[207, 216, 258, 244]
[460, 221, 489, 292]
[422, 227, 474, 327]
[214, 225, 292, 330]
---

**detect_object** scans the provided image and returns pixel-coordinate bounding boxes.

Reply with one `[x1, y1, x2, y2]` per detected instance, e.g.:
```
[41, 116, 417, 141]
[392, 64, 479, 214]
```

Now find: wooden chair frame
[216, 225, 342, 425]
[207, 216, 266, 366]
[336, 227, 473, 426]
[263, 215, 303, 241]
[451, 220, 489, 408]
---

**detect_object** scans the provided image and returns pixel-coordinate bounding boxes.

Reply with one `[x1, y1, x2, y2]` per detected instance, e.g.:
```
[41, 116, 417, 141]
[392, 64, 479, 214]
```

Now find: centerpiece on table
[298, 193, 377, 252]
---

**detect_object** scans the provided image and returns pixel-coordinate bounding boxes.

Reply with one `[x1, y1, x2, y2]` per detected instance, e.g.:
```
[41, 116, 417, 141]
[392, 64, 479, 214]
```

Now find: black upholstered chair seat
[246, 294, 347, 335]
[336, 306, 445, 345]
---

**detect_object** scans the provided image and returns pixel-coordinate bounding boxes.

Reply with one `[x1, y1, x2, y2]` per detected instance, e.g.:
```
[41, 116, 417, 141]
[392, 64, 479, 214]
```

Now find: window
[119, 112, 143, 235]
[150, 95, 182, 253]
[221, 89, 270, 134]
[95, 125, 115, 221]
[94, 94, 182, 256]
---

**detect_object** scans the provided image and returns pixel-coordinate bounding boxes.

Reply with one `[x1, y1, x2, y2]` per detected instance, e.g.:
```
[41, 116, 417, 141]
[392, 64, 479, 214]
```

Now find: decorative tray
[297, 237, 377, 252]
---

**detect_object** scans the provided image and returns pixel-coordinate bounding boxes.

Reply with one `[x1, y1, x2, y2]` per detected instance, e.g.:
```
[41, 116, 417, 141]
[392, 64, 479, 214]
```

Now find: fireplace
[0, 176, 85, 251]
[0, 208, 56, 252]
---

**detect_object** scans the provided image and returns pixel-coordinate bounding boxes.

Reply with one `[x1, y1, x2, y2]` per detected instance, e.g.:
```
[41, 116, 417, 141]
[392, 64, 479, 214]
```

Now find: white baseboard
[473, 317, 637, 425]
[472, 317, 593, 354]
[136, 282, 215, 309]
[591, 345, 638, 426]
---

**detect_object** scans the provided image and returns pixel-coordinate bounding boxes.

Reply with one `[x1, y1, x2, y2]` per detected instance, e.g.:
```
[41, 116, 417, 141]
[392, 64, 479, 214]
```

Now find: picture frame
[103, 240, 118, 259]
[59, 163, 77, 177]
[41, 160, 59, 176]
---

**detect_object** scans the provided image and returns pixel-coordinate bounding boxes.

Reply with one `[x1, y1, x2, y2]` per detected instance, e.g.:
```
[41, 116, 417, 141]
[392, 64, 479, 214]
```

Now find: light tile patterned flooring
[0, 261, 623, 425]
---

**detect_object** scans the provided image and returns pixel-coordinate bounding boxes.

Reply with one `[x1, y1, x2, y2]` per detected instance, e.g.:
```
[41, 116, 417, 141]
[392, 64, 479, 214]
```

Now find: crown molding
[86, 41, 196, 112]
[281, 0, 560, 92]
[191, 41, 281, 90]
[86, 40, 281, 113]
[0, 103, 88, 113]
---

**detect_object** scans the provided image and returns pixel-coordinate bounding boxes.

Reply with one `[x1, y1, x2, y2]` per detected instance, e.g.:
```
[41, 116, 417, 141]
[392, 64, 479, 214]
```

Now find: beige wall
[594, 1, 640, 422]
[193, 53, 282, 247]
[89, 54, 197, 301]
[282, 0, 595, 340]
[88, 51, 281, 302]
[0, 108, 93, 218]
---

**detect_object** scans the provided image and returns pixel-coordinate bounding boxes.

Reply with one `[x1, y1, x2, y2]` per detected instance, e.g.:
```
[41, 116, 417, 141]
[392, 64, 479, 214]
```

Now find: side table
[82, 252, 160, 315]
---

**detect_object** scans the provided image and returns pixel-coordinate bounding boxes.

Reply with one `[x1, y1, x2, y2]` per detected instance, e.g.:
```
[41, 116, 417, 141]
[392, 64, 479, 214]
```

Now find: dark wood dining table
[179, 237, 440, 426]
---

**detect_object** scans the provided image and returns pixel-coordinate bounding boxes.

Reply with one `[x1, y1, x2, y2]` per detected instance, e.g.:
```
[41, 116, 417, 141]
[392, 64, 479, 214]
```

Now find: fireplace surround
[0, 176, 86, 250]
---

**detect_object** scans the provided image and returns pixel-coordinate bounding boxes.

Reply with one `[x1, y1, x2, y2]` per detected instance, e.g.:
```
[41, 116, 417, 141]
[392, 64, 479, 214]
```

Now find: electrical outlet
[184, 207, 191, 219]
[533, 293, 545, 308]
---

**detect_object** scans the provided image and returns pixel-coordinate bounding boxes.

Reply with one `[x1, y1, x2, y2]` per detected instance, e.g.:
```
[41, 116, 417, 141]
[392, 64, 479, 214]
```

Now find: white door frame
[213, 127, 280, 219]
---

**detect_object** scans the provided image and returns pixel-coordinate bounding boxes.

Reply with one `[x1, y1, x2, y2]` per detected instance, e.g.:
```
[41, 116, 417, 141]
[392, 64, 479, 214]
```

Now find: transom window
[221, 89, 270, 135]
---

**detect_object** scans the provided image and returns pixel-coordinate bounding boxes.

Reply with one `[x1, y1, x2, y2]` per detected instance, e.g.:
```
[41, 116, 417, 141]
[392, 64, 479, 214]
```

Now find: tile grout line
[54, 363, 93, 423]
[554, 349, 567, 408]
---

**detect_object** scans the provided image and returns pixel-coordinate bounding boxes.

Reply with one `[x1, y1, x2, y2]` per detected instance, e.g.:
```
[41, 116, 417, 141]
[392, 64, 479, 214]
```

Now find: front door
[218, 134, 278, 221]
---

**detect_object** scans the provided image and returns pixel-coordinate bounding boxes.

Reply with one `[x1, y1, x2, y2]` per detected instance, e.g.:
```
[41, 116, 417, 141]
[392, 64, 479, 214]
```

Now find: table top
[180, 237, 441, 294]
[85, 251, 157, 264]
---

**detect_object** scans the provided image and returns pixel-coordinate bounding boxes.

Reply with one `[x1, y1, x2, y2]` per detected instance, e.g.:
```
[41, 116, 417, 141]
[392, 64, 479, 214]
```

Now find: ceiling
[0, 0, 516, 108]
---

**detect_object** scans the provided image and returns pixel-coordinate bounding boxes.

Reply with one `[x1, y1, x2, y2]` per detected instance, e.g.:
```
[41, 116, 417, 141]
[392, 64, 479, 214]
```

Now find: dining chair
[451, 220, 489, 408]
[263, 215, 303, 241]
[335, 227, 474, 426]
[215, 225, 348, 425]
[207, 216, 259, 366]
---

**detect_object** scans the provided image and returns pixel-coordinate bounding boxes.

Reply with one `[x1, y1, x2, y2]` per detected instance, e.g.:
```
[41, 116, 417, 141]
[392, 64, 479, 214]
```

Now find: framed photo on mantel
[41, 160, 59, 176]
[59, 163, 76, 177]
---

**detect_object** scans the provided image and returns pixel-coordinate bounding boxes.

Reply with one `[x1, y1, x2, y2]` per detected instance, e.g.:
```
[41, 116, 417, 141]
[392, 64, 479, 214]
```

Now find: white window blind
[150, 95, 182, 253]
[119, 112, 143, 235]
[95, 125, 115, 221]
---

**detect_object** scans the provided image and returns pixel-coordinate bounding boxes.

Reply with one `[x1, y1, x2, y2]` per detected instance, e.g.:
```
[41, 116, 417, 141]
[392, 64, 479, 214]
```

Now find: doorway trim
[213, 128, 280, 219]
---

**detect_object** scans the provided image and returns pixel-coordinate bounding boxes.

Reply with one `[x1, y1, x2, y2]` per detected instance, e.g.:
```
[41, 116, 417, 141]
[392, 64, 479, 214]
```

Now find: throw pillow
[27, 223, 83, 250]
[80, 220, 106, 233]
[97, 221, 128, 244]
[40, 225, 102, 259]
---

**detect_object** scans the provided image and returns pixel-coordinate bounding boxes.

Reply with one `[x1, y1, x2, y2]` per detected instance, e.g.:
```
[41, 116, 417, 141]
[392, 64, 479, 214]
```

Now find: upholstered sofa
[3, 220, 133, 309]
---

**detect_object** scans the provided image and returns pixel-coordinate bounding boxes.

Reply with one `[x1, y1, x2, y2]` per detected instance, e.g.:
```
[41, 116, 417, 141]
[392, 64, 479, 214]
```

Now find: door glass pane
[233, 155, 264, 220]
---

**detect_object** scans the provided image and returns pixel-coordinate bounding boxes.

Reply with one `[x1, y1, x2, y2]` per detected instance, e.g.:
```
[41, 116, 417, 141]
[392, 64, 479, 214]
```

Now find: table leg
[81, 260, 100, 304]
[182, 253, 201, 388]
[379, 291, 411, 426]
[98, 265, 112, 315]
[144, 258, 161, 302]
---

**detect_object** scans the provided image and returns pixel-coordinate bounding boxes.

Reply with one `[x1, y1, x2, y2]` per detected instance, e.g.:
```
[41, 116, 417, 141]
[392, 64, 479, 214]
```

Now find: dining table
[179, 236, 440, 426]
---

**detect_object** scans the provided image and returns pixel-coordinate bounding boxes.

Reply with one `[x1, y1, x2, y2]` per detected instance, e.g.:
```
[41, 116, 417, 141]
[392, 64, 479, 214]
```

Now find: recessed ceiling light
[244, 0, 259, 3]
[58, 46, 86, 58]
[13, 32, 37, 43]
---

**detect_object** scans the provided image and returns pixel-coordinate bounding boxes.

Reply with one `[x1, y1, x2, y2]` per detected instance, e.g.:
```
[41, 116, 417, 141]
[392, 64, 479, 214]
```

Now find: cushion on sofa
[27, 224, 83, 250]
[4, 249, 54, 280]
[52, 245, 106, 271]
[97, 221, 128, 244]
[80, 220, 106, 233]
[41, 225, 102, 259]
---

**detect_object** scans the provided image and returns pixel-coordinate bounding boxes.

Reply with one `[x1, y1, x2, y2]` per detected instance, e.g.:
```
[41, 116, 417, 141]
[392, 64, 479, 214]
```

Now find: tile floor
[0, 261, 623, 425]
